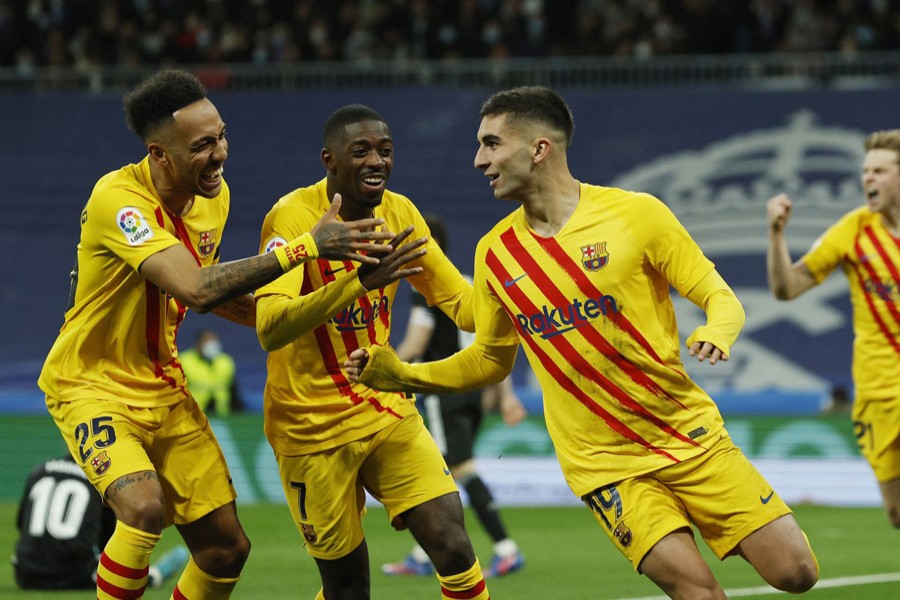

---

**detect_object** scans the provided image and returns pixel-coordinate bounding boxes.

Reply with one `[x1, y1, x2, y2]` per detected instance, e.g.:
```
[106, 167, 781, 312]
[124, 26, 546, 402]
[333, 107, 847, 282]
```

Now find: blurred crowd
[2, 0, 899, 71]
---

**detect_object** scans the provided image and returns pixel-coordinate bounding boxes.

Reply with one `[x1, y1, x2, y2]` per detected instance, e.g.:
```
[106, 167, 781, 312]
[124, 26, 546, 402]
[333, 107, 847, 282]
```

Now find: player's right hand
[311, 194, 395, 264]
[356, 226, 427, 290]
[767, 193, 793, 233]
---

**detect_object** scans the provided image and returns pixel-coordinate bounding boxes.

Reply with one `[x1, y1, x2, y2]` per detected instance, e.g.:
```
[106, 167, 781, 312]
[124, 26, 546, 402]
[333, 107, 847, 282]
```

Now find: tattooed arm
[139, 195, 394, 314]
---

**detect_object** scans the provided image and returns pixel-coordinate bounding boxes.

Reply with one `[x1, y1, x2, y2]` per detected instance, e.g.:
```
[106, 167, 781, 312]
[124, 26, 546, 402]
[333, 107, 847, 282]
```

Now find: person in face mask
[181, 330, 244, 416]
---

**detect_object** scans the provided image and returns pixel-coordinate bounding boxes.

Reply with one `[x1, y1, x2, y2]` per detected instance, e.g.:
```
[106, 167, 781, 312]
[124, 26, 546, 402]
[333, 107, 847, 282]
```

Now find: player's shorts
[275, 413, 458, 560]
[46, 394, 236, 527]
[581, 434, 791, 570]
[420, 390, 483, 466]
[852, 397, 900, 482]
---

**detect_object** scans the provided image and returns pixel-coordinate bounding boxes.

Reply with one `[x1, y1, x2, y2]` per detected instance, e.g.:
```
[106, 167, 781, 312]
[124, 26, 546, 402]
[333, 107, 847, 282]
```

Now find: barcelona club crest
[198, 229, 217, 256]
[613, 521, 633, 547]
[301, 522, 318, 544]
[91, 451, 111, 476]
[581, 242, 609, 271]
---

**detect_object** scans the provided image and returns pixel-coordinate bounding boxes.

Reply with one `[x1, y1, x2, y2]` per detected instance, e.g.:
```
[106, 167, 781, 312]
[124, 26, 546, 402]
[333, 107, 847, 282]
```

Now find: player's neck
[150, 163, 194, 216]
[522, 175, 580, 237]
[880, 204, 900, 236]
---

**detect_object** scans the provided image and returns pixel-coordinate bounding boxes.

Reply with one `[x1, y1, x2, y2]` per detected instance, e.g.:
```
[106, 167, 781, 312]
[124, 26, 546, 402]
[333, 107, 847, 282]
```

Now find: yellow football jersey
[802, 206, 900, 403]
[256, 179, 472, 455]
[472, 183, 729, 496]
[38, 157, 229, 407]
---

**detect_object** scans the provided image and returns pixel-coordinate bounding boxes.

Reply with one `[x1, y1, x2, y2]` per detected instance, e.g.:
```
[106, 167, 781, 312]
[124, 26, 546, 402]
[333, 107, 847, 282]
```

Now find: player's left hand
[689, 341, 728, 365]
[345, 348, 370, 381]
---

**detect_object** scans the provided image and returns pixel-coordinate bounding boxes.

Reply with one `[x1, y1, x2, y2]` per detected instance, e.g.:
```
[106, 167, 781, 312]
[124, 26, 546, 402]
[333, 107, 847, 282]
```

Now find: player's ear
[533, 138, 551, 163]
[148, 143, 167, 165]
[321, 148, 334, 171]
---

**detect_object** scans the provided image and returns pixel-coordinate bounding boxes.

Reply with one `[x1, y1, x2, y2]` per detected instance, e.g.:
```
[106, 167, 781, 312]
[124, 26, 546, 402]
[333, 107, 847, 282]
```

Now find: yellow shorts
[275, 414, 458, 560]
[582, 435, 791, 570]
[853, 398, 900, 482]
[46, 394, 236, 527]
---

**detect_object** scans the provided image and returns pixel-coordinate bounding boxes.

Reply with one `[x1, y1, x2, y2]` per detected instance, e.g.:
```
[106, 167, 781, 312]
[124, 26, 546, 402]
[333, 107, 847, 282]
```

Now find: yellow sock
[97, 521, 160, 600]
[437, 558, 490, 600]
[170, 556, 239, 599]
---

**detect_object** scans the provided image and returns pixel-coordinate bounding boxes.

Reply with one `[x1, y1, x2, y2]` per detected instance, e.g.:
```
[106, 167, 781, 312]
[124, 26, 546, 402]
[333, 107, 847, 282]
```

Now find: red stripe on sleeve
[486, 251, 684, 460]
[172, 585, 189, 600]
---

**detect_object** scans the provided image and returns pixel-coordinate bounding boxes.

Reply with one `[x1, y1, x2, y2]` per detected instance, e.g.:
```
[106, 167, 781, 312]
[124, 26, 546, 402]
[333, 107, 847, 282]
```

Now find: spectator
[3, 0, 898, 69]
[181, 329, 244, 417]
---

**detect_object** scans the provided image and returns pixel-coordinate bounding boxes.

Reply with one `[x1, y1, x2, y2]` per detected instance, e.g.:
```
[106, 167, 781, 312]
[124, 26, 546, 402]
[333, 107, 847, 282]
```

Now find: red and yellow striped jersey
[256, 179, 473, 455]
[472, 183, 730, 496]
[38, 157, 229, 407]
[803, 206, 900, 403]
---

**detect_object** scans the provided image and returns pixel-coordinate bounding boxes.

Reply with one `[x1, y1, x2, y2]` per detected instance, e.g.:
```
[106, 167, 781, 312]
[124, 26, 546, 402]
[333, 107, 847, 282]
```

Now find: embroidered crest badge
[301, 522, 318, 544]
[581, 242, 609, 271]
[198, 229, 217, 256]
[90, 451, 111, 476]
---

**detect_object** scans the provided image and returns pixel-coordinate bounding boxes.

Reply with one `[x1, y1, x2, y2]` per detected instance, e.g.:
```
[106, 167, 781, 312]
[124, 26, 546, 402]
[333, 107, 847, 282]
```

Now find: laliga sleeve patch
[116, 207, 155, 245]
[264, 236, 288, 253]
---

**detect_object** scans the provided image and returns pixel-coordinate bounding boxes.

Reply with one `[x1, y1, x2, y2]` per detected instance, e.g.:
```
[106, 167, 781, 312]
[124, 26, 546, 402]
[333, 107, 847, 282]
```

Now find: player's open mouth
[866, 187, 878, 200]
[487, 174, 499, 187]
[202, 166, 223, 184]
[361, 173, 386, 190]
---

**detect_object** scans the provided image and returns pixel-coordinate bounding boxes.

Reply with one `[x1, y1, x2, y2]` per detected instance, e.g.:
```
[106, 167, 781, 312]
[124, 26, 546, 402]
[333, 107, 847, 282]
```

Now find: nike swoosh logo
[324, 266, 347, 277]
[760, 491, 774, 504]
[504, 273, 527, 288]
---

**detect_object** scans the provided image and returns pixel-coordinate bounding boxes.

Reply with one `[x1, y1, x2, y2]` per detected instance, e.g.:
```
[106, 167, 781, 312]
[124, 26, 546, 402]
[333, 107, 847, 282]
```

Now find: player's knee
[769, 560, 818, 594]
[200, 532, 251, 576]
[117, 496, 165, 533]
[223, 530, 251, 571]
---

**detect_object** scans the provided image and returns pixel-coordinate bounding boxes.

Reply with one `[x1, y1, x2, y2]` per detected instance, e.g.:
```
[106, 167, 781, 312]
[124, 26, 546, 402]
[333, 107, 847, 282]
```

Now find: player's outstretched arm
[766, 193, 817, 300]
[140, 195, 394, 313]
[255, 226, 427, 351]
[344, 342, 516, 394]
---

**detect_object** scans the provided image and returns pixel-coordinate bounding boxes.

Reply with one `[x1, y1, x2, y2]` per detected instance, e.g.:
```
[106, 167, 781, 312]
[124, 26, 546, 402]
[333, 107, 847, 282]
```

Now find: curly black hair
[123, 69, 208, 141]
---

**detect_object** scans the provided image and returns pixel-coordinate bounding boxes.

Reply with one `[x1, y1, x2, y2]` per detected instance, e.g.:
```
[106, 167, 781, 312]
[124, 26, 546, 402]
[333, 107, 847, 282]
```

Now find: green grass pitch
[1, 503, 898, 599]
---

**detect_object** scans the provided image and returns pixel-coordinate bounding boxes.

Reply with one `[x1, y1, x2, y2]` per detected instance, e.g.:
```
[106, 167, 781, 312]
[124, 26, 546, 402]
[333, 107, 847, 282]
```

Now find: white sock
[493, 538, 518, 558]
[147, 565, 163, 588]
[410, 544, 431, 564]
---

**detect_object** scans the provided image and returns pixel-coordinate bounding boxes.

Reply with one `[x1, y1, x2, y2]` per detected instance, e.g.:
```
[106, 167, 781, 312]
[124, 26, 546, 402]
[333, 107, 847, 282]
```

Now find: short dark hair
[422, 213, 448, 251]
[323, 104, 387, 147]
[123, 69, 208, 141]
[480, 86, 574, 148]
